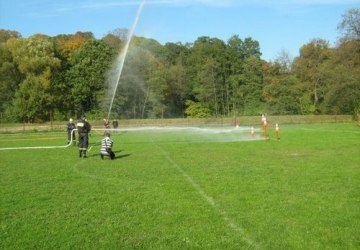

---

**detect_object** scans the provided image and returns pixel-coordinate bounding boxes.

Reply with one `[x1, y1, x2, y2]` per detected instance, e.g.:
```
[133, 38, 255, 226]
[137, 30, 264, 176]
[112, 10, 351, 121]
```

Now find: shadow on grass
[86, 150, 131, 160]
[112, 150, 131, 159]
[115, 153, 131, 159]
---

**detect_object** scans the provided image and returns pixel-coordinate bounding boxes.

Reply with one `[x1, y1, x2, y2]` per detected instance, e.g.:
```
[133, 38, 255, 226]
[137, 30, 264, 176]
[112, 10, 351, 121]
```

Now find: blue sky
[0, 0, 359, 61]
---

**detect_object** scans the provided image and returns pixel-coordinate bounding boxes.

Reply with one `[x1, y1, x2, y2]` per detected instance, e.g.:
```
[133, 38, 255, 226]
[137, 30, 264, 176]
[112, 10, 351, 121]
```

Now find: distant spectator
[275, 123, 280, 140]
[103, 118, 110, 129]
[261, 114, 267, 128]
[261, 114, 268, 139]
[112, 119, 119, 129]
[66, 118, 76, 145]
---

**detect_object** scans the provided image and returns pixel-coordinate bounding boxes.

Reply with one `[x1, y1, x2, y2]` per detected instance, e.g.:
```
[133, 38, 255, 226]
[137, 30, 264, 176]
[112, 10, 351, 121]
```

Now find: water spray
[0, 125, 264, 151]
[107, 0, 146, 120]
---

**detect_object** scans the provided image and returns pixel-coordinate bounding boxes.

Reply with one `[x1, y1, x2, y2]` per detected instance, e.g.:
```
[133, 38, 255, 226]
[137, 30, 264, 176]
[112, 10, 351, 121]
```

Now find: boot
[82, 150, 87, 158]
[79, 150, 82, 158]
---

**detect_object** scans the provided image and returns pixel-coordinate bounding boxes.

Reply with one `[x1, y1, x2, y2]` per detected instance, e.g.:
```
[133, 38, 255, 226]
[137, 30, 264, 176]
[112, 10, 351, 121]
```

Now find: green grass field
[1, 123, 359, 249]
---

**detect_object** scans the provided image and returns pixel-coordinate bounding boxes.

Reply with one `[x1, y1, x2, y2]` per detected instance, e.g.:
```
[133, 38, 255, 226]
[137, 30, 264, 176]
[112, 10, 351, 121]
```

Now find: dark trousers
[101, 149, 115, 160]
[68, 131, 76, 142]
[78, 133, 89, 149]
[107, 149, 115, 159]
[78, 133, 89, 157]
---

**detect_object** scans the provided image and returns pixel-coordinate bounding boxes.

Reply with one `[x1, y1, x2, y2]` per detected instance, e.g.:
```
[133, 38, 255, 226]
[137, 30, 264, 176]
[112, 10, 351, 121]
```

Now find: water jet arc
[107, 0, 146, 120]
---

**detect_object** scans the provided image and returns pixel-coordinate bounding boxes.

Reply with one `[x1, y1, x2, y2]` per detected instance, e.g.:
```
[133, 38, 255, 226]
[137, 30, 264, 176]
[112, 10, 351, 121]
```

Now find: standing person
[103, 118, 110, 129]
[275, 123, 280, 140]
[103, 118, 110, 135]
[100, 132, 115, 160]
[261, 114, 268, 140]
[261, 114, 267, 128]
[77, 115, 91, 158]
[263, 119, 268, 140]
[67, 118, 76, 145]
[112, 119, 119, 133]
[112, 119, 119, 129]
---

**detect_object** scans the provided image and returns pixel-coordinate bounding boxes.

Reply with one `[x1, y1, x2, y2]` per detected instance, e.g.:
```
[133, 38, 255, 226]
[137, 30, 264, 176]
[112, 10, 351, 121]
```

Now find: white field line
[71, 158, 106, 181]
[154, 143, 259, 249]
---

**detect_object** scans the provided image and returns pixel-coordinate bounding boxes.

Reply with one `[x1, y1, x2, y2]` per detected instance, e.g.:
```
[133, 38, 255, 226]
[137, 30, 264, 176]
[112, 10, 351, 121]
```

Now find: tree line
[0, 8, 359, 122]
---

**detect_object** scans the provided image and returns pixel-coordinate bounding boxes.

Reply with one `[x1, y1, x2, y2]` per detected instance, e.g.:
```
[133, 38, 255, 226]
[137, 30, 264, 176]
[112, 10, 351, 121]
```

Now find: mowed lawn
[0, 123, 359, 249]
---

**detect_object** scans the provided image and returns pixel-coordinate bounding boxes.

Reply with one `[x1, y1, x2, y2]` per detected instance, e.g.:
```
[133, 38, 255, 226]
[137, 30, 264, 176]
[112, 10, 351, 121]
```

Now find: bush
[185, 100, 211, 118]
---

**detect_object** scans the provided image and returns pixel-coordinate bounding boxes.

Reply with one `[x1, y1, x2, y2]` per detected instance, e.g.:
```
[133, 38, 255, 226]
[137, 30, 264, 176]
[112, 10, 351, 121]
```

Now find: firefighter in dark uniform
[77, 115, 91, 158]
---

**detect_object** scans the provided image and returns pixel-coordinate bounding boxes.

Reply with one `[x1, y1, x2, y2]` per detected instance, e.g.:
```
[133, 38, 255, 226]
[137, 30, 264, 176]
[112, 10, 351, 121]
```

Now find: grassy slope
[0, 123, 359, 249]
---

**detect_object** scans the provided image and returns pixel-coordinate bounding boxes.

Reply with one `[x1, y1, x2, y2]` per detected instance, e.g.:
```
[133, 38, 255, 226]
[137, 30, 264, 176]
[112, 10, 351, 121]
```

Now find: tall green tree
[321, 8, 360, 115]
[196, 58, 220, 115]
[188, 37, 228, 116]
[238, 56, 265, 115]
[52, 32, 98, 119]
[0, 29, 21, 43]
[13, 75, 54, 122]
[226, 35, 263, 116]
[2, 22, 359, 121]
[324, 39, 360, 114]
[293, 39, 332, 114]
[146, 54, 168, 118]
[7, 35, 61, 122]
[263, 61, 301, 114]
[108, 39, 150, 119]
[101, 33, 123, 54]
[0, 32, 23, 120]
[165, 59, 189, 117]
[67, 39, 113, 116]
[337, 8, 360, 41]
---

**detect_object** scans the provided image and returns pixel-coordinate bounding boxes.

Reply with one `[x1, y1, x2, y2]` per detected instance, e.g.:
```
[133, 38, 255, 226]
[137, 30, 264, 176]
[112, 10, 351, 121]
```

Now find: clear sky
[0, 0, 359, 61]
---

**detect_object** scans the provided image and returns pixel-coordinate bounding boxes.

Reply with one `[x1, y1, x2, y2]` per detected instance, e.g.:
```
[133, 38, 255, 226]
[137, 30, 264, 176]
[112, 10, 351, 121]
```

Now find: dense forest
[0, 8, 359, 122]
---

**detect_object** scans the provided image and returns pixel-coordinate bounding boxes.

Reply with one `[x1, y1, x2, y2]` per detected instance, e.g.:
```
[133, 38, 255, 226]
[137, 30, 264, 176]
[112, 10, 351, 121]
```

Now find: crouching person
[100, 133, 115, 160]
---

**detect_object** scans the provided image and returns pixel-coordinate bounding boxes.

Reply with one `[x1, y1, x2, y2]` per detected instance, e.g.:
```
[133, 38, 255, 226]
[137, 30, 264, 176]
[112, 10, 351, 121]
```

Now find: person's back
[77, 118, 91, 134]
[112, 120, 118, 129]
[77, 116, 91, 158]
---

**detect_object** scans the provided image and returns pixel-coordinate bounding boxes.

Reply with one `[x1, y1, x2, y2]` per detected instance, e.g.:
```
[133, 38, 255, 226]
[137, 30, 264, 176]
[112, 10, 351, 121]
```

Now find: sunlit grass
[1, 123, 359, 249]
